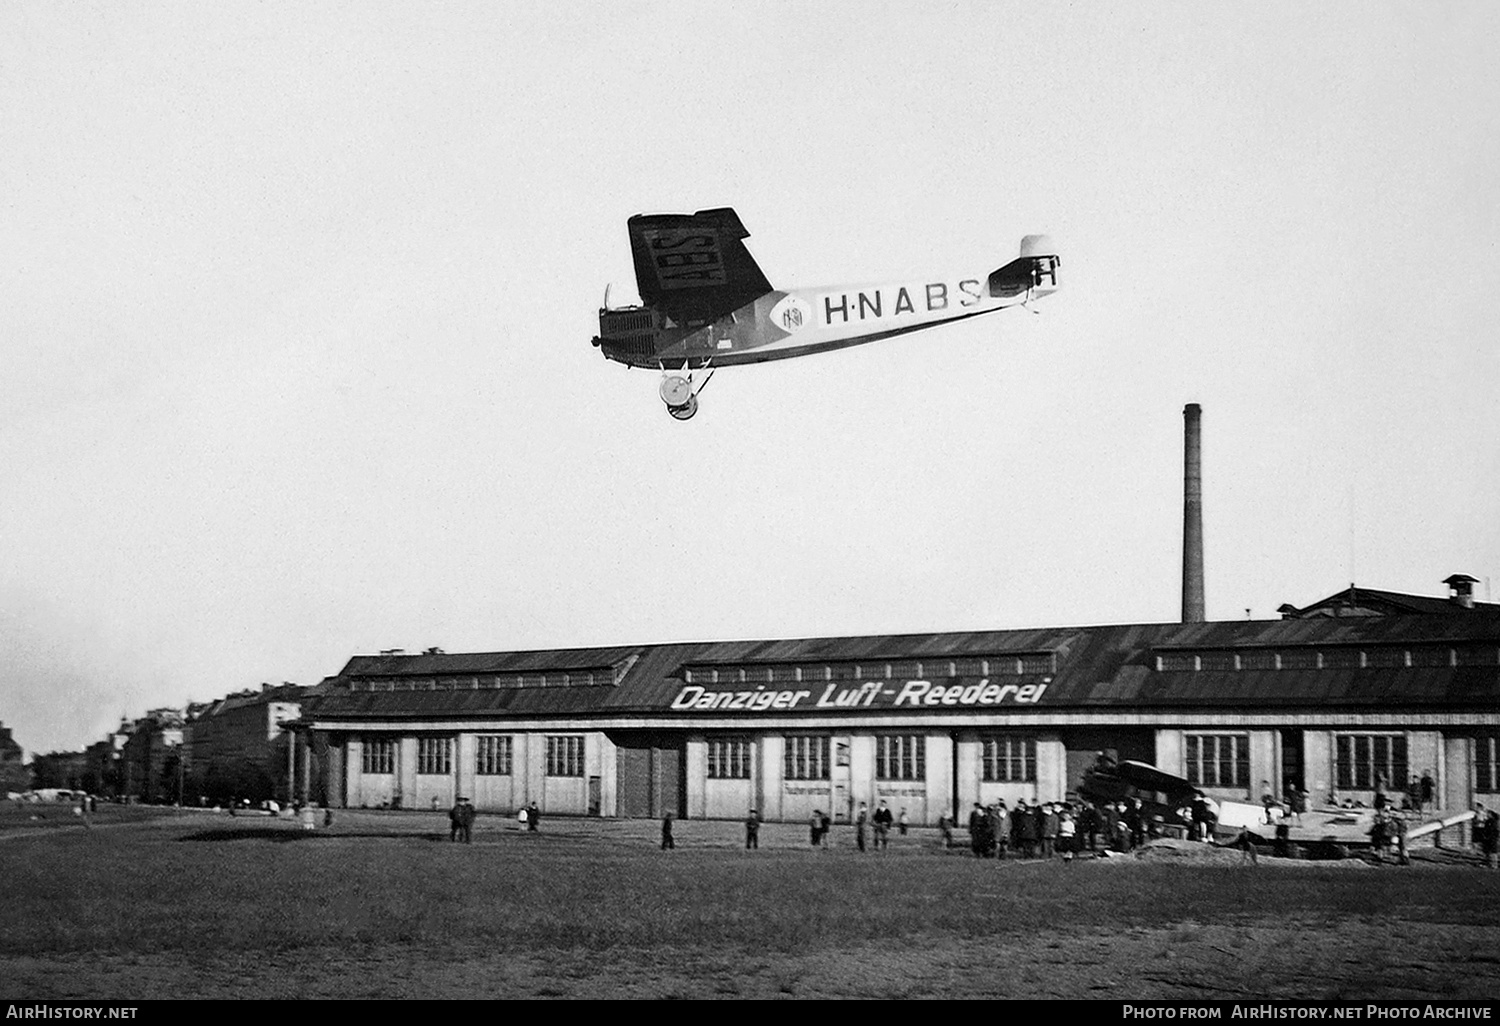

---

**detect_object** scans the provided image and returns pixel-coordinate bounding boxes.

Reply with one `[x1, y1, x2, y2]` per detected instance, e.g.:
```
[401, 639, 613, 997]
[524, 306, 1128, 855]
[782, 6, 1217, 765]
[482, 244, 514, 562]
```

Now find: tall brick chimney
[1182, 403, 1205, 623]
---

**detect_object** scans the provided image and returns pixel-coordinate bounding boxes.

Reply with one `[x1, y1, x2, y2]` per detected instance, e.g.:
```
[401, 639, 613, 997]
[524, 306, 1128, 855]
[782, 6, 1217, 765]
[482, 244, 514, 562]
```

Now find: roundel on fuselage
[768, 294, 812, 334]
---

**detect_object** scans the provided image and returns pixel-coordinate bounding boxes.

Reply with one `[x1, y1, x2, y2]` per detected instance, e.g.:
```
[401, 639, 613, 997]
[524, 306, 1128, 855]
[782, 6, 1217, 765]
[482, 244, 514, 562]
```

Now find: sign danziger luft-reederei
[669, 677, 1050, 713]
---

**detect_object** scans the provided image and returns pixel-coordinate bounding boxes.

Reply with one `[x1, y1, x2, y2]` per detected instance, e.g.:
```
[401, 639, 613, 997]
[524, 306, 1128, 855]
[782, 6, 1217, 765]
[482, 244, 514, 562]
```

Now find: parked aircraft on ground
[591, 207, 1060, 419]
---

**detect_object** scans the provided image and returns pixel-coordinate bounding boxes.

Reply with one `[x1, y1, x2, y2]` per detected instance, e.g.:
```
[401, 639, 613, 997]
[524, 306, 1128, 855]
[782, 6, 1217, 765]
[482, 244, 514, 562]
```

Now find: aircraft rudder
[987, 234, 1060, 299]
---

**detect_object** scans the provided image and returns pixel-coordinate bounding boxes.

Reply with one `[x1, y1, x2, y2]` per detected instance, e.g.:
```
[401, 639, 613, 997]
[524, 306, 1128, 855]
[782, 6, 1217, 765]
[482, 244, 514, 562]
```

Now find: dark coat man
[1078, 801, 1100, 850]
[968, 803, 991, 857]
[449, 798, 475, 843]
[872, 801, 894, 850]
[1015, 800, 1037, 858]
[992, 803, 1011, 858]
[1030, 802, 1047, 856]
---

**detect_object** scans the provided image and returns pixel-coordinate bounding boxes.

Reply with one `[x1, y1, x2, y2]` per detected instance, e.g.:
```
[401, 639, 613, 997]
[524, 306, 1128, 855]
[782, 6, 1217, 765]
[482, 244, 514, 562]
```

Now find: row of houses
[25, 684, 306, 804]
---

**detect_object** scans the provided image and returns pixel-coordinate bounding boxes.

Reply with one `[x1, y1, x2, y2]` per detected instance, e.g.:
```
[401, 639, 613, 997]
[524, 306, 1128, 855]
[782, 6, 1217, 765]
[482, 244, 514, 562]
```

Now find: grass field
[3, 807, 1499, 1000]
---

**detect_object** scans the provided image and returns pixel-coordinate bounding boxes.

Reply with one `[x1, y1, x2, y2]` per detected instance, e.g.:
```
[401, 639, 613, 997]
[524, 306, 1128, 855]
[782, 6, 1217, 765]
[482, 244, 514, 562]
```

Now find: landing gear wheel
[659, 375, 692, 407]
[668, 394, 699, 421]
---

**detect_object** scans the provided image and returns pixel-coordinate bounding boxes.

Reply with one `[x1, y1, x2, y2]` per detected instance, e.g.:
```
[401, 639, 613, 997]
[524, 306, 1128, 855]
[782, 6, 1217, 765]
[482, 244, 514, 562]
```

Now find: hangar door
[611, 732, 684, 820]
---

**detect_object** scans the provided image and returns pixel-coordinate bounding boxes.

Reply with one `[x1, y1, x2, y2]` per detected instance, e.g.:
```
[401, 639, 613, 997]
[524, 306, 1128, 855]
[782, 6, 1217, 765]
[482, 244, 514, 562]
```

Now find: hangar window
[877, 735, 926, 781]
[1477, 735, 1500, 794]
[1238, 650, 1277, 671]
[1321, 648, 1362, 669]
[1279, 650, 1319, 670]
[707, 738, 751, 779]
[1197, 652, 1235, 672]
[361, 739, 395, 775]
[784, 736, 830, 780]
[1457, 645, 1500, 667]
[1335, 733, 1406, 791]
[476, 736, 512, 776]
[1408, 646, 1452, 668]
[1184, 734, 1249, 788]
[546, 736, 585, 777]
[981, 736, 1036, 782]
[1018, 654, 1057, 675]
[1363, 648, 1406, 668]
[417, 738, 452, 775]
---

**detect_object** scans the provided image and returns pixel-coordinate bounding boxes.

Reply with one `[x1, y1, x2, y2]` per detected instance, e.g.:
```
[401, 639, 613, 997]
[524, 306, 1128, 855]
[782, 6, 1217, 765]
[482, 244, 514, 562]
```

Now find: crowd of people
[952, 797, 1169, 860]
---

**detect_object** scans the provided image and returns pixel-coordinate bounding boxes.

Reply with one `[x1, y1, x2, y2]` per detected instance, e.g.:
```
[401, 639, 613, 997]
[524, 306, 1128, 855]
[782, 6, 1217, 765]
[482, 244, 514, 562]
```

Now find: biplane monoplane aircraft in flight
[591, 207, 1060, 419]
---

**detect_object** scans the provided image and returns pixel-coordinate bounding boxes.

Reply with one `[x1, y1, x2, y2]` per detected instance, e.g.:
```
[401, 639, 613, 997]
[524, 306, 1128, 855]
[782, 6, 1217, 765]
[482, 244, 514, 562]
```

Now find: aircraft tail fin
[988, 235, 1060, 299]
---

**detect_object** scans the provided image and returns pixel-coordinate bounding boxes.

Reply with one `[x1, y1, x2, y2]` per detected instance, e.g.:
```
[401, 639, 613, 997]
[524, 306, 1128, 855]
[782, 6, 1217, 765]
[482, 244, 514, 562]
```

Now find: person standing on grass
[1234, 826, 1258, 865]
[898, 807, 909, 836]
[1058, 805, 1077, 861]
[661, 812, 675, 850]
[873, 800, 893, 850]
[1041, 803, 1059, 859]
[992, 800, 1010, 860]
[855, 802, 869, 852]
[745, 808, 761, 849]
[449, 798, 465, 842]
[820, 810, 832, 850]
[1014, 800, 1034, 858]
[809, 809, 822, 848]
[1078, 800, 1098, 852]
[460, 798, 476, 843]
[1420, 770, 1436, 813]
[1369, 811, 1389, 862]
[968, 803, 990, 858]
[527, 801, 540, 831]
[1476, 803, 1499, 869]
[1125, 799, 1145, 850]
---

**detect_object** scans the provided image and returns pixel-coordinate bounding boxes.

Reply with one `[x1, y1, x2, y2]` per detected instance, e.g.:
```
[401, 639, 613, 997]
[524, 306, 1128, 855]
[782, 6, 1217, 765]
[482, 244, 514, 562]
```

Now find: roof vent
[1445, 574, 1478, 610]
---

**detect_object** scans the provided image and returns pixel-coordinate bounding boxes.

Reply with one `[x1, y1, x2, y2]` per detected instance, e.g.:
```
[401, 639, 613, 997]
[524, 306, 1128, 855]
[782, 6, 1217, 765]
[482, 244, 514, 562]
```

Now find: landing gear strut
[658, 362, 713, 421]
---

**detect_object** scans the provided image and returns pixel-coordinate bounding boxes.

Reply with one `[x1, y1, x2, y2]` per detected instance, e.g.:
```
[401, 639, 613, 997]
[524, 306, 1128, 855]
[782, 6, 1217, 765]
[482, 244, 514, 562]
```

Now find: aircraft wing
[1111, 760, 1199, 801]
[628, 207, 773, 323]
[1080, 760, 1199, 807]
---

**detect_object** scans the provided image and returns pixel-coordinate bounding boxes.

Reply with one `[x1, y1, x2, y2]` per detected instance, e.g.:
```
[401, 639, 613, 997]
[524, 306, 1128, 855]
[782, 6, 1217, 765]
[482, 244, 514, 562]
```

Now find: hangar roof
[1282, 584, 1499, 618]
[301, 611, 1500, 722]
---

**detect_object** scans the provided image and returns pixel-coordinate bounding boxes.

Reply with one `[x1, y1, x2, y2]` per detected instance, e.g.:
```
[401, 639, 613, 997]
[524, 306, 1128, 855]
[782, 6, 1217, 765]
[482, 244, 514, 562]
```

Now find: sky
[3, 2, 1498, 757]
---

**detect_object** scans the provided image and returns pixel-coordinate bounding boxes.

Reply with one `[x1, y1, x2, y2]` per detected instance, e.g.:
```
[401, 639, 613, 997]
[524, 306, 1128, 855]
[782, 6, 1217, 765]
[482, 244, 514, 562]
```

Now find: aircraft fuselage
[597, 267, 1055, 370]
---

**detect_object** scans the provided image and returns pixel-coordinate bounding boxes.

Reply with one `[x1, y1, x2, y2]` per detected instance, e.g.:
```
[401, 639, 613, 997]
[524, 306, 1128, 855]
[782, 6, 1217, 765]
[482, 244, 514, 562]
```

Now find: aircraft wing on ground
[1078, 759, 1199, 812]
[628, 207, 774, 325]
[1110, 760, 1200, 802]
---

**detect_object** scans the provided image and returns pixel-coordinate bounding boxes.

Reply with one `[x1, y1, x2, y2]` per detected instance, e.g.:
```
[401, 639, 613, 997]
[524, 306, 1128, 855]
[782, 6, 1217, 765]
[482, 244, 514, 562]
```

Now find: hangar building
[293, 578, 1500, 825]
